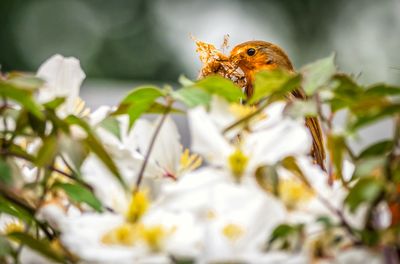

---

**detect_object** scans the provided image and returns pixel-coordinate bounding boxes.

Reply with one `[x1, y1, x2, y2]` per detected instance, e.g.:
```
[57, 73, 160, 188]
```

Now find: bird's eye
[246, 48, 256, 56]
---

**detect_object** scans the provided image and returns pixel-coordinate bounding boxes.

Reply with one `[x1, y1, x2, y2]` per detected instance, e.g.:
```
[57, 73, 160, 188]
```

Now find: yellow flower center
[125, 190, 149, 223]
[2, 220, 24, 235]
[228, 149, 248, 181]
[139, 224, 167, 252]
[229, 104, 257, 118]
[206, 210, 217, 220]
[279, 179, 314, 209]
[101, 223, 139, 246]
[179, 148, 202, 173]
[222, 223, 245, 241]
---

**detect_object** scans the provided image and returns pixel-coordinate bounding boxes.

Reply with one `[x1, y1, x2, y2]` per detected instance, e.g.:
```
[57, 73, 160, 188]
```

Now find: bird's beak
[229, 53, 241, 67]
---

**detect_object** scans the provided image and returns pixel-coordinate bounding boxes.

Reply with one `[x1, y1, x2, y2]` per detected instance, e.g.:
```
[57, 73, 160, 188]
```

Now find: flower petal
[247, 119, 312, 169]
[36, 54, 86, 115]
[188, 107, 233, 167]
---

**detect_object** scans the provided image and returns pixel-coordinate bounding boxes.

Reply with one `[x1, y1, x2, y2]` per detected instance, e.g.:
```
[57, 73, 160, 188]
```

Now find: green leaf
[284, 100, 318, 119]
[0, 235, 12, 257]
[267, 223, 304, 250]
[353, 157, 385, 180]
[172, 86, 211, 107]
[0, 196, 35, 223]
[255, 165, 279, 196]
[60, 136, 88, 170]
[251, 70, 301, 104]
[0, 159, 12, 186]
[316, 215, 334, 229]
[301, 53, 336, 95]
[7, 75, 44, 91]
[281, 156, 311, 187]
[99, 116, 121, 140]
[8, 144, 35, 162]
[0, 81, 44, 119]
[7, 232, 64, 263]
[327, 134, 345, 181]
[43, 97, 66, 110]
[113, 86, 164, 129]
[269, 224, 296, 244]
[146, 102, 184, 114]
[178, 74, 195, 87]
[359, 229, 380, 246]
[85, 135, 124, 185]
[192, 75, 245, 102]
[332, 74, 364, 97]
[65, 115, 124, 188]
[170, 257, 195, 264]
[344, 177, 383, 213]
[329, 74, 364, 112]
[28, 112, 46, 136]
[53, 182, 102, 212]
[350, 104, 400, 130]
[364, 84, 400, 97]
[36, 135, 58, 167]
[358, 140, 394, 159]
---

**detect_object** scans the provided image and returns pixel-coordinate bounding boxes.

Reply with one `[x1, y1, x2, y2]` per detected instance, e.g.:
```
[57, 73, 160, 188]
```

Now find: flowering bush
[0, 54, 399, 263]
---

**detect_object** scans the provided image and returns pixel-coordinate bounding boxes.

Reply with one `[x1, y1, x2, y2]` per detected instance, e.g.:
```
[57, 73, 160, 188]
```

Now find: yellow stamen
[228, 149, 248, 181]
[279, 179, 314, 209]
[180, 148, 202, 173]
[125, 190, 149, 223]
[101, 223, 139, 246]
[206, 210, 217, 220]
[2, 220, 24, 235]
[73, 97, 90, 117]
[229, 104, 257, 118]
[139, 225, 167, 252]
[222, 223, 244, 241]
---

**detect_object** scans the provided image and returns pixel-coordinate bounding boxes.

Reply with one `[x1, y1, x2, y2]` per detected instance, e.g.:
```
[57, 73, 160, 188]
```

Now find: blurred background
[1, 0, 399, 149]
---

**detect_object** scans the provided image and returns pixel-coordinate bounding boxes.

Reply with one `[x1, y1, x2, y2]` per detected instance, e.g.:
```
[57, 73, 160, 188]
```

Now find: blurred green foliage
[3, 0, 395, 83]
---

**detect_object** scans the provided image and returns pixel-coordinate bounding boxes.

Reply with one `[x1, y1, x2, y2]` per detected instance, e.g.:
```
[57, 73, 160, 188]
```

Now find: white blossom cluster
[0, 55, 388, 264]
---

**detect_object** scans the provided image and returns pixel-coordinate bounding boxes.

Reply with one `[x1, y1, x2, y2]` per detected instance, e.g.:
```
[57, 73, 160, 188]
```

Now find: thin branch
[316, 192, 362, 245]
[134, 100, 172, 192]
[49, 165, 93, 191]
[0, 183, 54, 240]
[222, 97, 273, 134]
[0, 149, 92, 191]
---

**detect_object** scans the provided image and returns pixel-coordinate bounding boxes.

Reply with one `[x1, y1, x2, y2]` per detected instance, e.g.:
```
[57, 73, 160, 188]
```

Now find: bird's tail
[305, 116, 326, 171]
[291, 88, 326, 171]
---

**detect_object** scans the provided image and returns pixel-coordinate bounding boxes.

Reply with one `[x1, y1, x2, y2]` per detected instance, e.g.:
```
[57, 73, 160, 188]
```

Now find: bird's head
[229, 41, 294, 73]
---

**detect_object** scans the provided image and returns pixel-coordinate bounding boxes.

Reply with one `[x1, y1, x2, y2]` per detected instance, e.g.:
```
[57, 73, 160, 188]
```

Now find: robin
[229, 40, 326, 170]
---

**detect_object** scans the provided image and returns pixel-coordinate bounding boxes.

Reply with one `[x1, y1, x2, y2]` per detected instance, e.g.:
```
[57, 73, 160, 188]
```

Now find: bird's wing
[291, 88, 326, 171]
[305, 116, 326, 171]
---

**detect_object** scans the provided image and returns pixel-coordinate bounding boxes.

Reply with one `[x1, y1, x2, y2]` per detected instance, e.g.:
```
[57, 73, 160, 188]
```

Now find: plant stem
[134, 100, 172, 192]
[316, 192, 362, 245]
[222, 97, 273, 134]
[0, 183, 54, 240]
[0, 148, 92, 190]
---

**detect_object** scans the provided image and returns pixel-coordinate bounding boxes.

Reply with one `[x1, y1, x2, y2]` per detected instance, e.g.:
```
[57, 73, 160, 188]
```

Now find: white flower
[159, 167, 287, 262]
[206, 96, 286, 136]
[36, 54, 89, 117]
[80, 155, 133, 214]
[133, 116, 201, 180]
[60, 213, 146, 264]
[19, 248, 55, 264]
[333, 248, 384, 264]
[188, 100, 312, 181]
